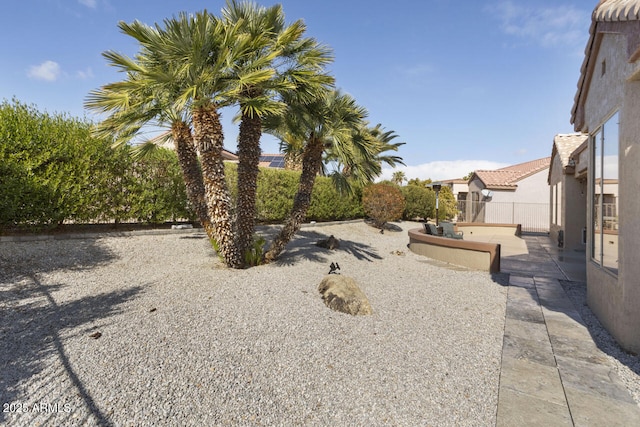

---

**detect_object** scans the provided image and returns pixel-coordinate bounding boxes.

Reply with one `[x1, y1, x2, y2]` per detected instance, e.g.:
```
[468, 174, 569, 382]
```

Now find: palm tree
[263, 89, 369, 262]
[323, 122, 405, 194]
[367, 123, 405, 173]
[86, 12, 257, 267]
[220, 0, 333, 260]
[392, 171, 407, 186]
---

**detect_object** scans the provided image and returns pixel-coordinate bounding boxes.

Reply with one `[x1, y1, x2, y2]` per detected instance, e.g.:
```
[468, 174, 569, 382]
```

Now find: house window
[552, 182, 562, 226]
[591, 111, 619, 274]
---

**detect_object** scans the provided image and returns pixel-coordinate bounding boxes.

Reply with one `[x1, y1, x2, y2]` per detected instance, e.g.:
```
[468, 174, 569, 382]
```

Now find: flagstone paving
[497, 235, 640, 426]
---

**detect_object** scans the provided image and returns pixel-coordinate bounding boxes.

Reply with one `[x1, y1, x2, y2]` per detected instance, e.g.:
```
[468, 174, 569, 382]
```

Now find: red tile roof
[552, 133, 588, 168]
[473, 157, 551, 190]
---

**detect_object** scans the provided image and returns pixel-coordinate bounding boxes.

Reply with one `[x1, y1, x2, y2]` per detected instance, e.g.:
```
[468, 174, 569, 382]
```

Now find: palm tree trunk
[171, 121, 215, 239]
[192, 104, 242, 268]
[264, 136, 324, 263]
[234, 111, 262, 260]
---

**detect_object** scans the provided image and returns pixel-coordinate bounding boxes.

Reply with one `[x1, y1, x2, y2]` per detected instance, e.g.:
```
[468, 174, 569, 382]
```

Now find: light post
[431, 182, 442, 227]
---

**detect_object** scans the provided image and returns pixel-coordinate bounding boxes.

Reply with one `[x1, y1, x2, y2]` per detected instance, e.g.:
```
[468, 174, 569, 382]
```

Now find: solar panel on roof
[259, 154, 285, 169]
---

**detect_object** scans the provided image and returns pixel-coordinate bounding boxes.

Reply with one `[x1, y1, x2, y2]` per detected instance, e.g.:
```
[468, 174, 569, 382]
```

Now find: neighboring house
[442, 178, 469, 202]
[571, 0, 640, 352]
[547, 133, 589, 251]
[465, 157, 551, 232]
[441, 178, 469, 222]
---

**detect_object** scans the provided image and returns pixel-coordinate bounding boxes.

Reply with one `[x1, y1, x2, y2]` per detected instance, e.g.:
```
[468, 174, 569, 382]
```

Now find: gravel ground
[0, 221, 508, 426]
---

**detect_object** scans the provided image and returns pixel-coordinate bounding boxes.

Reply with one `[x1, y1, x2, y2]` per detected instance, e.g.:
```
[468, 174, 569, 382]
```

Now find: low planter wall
[408, 228, 501, 273]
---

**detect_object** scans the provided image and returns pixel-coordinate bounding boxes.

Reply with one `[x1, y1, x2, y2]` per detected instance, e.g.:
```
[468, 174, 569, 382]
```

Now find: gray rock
[316, 235, 340, 250]
[171, 224, 193, 230]
[317, 275, 372, 315]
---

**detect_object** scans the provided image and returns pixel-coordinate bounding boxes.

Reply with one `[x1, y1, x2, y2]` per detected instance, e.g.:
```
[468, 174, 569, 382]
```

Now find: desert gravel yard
[0, 221, 509, 426]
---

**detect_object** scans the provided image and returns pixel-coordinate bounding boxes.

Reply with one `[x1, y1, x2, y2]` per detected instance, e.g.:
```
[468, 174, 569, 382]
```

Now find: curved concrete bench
[408, 228, 501, 273]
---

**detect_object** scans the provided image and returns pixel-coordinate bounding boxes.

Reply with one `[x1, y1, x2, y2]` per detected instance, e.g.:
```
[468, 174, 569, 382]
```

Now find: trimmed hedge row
[1, 100, 364, 232]
[226, 163, 364, 223]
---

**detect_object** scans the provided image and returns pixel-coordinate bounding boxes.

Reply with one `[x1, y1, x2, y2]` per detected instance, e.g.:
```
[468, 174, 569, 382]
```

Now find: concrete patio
[496, 234, 639, 426]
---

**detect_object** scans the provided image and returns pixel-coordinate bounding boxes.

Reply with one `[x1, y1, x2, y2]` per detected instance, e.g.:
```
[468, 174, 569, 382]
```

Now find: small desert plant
[244, 235, 266, 267]
[362, 183, 405, 232]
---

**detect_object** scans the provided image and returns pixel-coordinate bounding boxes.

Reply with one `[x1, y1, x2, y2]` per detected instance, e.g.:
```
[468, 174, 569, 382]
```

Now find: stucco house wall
[465, 159, 550, 231]
[548, 153, 565, 246]
[571, 0, 640, 352]
[488, 169, 549, 204]
[548, 134, 588, 251]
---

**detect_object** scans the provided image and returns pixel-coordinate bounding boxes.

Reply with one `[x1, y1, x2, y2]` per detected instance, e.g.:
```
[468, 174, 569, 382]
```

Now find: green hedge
[401, 184, 458, 221]
[0, 99, 194, 231]
[226, 163, 364, 223]
[1, 100, 364, 231]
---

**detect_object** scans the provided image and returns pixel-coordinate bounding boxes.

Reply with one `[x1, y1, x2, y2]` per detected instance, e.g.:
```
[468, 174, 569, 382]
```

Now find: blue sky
[0, 0, 593, 181]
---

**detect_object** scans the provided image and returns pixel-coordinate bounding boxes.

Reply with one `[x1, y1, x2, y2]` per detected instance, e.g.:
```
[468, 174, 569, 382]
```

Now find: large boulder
[318, 275, 372, 316]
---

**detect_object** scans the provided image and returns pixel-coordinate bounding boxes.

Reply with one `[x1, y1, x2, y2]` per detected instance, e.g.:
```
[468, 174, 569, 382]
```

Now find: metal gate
[457, 201, 549, 233]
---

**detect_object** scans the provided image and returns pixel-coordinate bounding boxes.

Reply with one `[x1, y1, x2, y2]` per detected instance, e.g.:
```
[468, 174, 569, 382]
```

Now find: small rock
[171, 224, 193, 230]
[316, 235, 340, 250]
[89, 332, 102, 339]
[318, 275, 372, 316]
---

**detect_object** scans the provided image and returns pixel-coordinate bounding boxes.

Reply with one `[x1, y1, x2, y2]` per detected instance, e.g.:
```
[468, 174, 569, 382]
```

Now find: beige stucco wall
[563, 177, 587, 252]
[409, 241, 491, 271]
[549, 153, 587, 251]
[485, 170, 550, 230]
[490, 169, 550, 204]
[581, 31, 640, 353]
[618, 72, 640, 352]
[548, 154, 564, 245]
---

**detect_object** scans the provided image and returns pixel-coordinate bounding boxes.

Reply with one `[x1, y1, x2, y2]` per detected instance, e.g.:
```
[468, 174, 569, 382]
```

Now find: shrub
[437, 186, 459, 221]
[307, 177, 364, 221]
[128, 148, 193, 223]
[0, 99, 193, 230]
[362, 183, 405, 230]
[253, 166, 299, 222]
[401, 184, 459, 221]
[401, 184, 434, 220]
[233, 164, 363, 223]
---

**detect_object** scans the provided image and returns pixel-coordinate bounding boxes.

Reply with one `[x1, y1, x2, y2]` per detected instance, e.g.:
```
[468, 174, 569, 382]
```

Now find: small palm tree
[263, 89, 370, 262]
[323, 122, 405, 194]
[392, 171, 407, 186]
[221, 0, 333, 259]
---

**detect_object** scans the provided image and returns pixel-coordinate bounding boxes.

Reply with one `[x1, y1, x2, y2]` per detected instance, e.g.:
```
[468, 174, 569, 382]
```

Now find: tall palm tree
[263, 89, 368, 262]
[221, 0, 334, 260]
[87, 12, 258, 267]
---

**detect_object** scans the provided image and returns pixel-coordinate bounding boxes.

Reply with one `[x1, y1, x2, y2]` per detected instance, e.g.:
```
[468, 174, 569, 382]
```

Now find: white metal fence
[456, 201, 550, 233]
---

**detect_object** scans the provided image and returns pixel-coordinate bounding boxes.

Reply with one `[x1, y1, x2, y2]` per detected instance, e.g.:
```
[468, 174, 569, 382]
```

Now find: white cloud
[78, 0, 97, 8]
[379, 160, 510, 182]
[487, 1, 589, 48]
[76, 67, 94, 80]
[27, 60, 61, 82]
